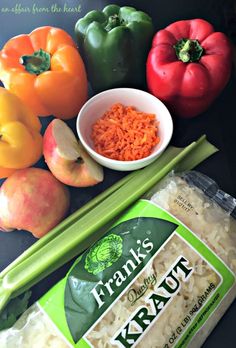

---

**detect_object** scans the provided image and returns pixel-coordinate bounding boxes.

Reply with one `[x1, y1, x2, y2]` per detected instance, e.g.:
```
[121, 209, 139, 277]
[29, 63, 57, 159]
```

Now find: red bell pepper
[146, 19, 232, 118]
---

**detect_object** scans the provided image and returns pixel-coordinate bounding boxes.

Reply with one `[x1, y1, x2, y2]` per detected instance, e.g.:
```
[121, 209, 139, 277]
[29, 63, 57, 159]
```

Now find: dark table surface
[0, 0, 236, 347]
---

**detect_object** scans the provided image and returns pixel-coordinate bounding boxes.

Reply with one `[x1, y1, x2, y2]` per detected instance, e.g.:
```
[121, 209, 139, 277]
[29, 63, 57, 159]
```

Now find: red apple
[0, 168, 70, 238]
[43, 119, 104, 187]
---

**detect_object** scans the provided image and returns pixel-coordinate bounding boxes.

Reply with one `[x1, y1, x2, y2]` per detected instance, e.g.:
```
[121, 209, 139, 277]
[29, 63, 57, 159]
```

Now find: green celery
[0, 136, 218, 313]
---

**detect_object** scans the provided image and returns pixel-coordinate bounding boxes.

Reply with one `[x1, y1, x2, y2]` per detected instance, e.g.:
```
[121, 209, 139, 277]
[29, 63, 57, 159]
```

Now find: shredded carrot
[91, 103, 160, 161]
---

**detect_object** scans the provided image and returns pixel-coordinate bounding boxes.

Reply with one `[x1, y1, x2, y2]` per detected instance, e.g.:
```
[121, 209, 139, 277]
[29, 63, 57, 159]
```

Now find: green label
[38, 200, 235, 348]
[65, 216, 177, 343]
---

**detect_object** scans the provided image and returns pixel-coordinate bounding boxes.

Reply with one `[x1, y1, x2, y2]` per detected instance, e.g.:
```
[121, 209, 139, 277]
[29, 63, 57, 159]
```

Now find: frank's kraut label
[38, 199, 235, 348]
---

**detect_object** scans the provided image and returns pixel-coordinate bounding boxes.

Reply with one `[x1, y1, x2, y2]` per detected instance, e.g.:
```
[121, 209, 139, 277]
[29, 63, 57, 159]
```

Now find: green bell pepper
[75, 4, 154, 92]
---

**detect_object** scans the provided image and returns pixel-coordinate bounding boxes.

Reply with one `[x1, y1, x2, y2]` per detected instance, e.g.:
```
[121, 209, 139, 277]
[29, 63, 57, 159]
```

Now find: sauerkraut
[0, 172, 235, 348]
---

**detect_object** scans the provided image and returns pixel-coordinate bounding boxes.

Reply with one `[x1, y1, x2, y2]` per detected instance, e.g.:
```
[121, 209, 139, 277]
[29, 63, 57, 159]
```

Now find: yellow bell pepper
[0, 87, 42, 178]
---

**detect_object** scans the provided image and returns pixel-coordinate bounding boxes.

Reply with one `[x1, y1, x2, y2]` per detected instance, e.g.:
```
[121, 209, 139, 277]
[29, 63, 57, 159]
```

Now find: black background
[0, 0, 236, 347]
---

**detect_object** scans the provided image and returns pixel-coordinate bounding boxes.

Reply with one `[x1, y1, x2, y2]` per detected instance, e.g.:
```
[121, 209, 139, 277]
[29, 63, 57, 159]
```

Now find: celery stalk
[0, 136, 218, 312]
[176, 135, 218, 171]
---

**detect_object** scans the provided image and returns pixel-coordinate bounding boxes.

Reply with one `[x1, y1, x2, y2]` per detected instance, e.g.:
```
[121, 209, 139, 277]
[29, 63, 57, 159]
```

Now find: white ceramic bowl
[77, 88, 173, 171]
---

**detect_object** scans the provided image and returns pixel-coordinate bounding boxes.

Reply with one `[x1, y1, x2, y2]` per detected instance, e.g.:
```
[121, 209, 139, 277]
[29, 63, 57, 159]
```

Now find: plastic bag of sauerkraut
[1, 171, 236, 348]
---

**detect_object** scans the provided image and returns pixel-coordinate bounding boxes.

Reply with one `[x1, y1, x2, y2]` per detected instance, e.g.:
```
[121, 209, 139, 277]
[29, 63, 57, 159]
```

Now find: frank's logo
[90, 237, 154, 308]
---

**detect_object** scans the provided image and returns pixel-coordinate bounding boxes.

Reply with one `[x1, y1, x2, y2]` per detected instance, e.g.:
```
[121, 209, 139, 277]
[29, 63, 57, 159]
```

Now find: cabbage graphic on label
[85, 234, 123, 275]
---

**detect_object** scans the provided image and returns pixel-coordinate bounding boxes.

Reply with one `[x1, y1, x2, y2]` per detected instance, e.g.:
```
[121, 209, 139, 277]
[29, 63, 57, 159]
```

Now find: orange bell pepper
[0, 26, 88, 120]
[0, 87, 42, 179]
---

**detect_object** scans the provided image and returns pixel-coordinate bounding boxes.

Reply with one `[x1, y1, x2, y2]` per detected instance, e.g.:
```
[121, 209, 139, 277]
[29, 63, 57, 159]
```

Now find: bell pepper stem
[179, 39, 192, 63]
[105, 14, 121, 31]
[174, 38, 204, 63]
[20, 49, 51, 75]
